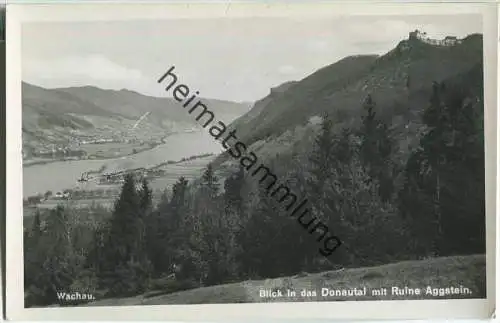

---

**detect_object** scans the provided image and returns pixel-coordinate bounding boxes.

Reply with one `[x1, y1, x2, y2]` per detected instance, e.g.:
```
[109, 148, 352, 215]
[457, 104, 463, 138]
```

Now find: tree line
[24, 79, 485, 307]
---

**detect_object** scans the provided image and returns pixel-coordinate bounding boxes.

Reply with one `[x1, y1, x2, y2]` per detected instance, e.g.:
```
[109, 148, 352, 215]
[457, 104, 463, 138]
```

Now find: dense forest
[24, 75, 485, 307]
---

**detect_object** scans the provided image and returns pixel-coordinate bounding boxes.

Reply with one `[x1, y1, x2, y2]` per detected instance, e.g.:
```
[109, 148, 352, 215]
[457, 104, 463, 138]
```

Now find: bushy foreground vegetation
[24, 80, 485, 307]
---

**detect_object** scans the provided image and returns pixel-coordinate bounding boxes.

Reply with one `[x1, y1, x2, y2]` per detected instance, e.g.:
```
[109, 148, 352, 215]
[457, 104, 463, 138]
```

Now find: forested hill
[21, 82, 250, 154]
[208, 30, 485, 278]
[221, 33, 483, 151]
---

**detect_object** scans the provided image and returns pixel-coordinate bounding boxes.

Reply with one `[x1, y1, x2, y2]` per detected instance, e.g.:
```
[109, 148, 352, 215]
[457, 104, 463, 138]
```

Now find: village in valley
[23, 151, 215, 210]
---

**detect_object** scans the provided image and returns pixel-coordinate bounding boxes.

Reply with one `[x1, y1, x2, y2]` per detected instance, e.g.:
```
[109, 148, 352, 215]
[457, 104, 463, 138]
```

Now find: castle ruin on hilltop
[409, 29, 462, 46]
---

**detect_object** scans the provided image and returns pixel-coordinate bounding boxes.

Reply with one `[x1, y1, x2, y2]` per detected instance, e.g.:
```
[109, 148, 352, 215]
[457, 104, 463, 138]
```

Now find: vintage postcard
[5, 1, 497, 321]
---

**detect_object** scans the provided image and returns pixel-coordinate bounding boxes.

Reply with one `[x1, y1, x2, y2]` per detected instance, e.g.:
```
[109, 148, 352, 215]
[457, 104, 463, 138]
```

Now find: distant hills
[22, 31, 483, 166]
[21, 82, 251, 152]
[55, 85, 250, 125]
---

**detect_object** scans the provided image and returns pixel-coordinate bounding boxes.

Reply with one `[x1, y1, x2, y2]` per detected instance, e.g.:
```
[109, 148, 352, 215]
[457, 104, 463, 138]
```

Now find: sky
[21, 14, 482, 102]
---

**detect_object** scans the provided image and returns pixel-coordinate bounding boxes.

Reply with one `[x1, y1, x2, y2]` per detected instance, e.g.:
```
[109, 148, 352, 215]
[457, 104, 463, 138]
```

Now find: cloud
[21, 15, 482, 101]
[278, 65, 297, 75]
[23, 54, 147, 89]
[343, 20, 414, 44]
[307, 39, 330, 52]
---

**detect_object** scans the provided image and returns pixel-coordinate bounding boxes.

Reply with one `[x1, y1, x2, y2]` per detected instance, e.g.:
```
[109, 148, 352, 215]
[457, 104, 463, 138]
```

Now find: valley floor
[83, 254, 485, 306]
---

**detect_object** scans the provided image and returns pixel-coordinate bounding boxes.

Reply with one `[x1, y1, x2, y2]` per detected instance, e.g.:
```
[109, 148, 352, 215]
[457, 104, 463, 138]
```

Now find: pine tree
[336, 128, 353, 165]
[137, 178, 152, 271]
[360, 94, 377, 162]
[238, 184, 280, 277]
[399, 80, 485, 256]
[360, 94, 378, 159]
[140, 178, 153, 216]
[193, 164, 240, 284]
[85, 224, 108, 274]
[36, 206, 75, 304]
[145, 188, 171, 275]
[24, 209, 44, 301]
[307, 114, 335, 217]
[307, 118, 356, 269]
[31, 209, 42, 240]
[224, 165, 245, 215]
[328, 128, 354, 221]
[376, 122, 395, 202]
[106, 173, 141, 263]
[171, 177, 189, 219]
[99, 173, 149, 295]
[220, 166, 247, 278]
[201, 164, 219, 197]
[168, 176, 189, 263]
[358, 94, 395, 202]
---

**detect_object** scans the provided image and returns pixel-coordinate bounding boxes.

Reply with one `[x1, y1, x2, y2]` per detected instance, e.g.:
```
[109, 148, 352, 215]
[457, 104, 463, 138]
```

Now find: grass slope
[85, 254, 485, 306]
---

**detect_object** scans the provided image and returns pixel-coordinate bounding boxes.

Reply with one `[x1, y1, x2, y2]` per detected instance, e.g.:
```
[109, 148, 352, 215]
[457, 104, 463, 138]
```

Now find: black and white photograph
[5, 2, 497, 321]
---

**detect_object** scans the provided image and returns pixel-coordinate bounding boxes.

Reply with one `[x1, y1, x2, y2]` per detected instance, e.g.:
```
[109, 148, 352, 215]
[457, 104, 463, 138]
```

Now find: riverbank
[23, 135, 174, 168]
[23, 154, 217, 213]
[23, 130, 224, 197]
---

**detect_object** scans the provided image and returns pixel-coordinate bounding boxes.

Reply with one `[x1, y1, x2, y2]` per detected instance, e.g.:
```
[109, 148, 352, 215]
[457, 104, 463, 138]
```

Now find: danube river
[23, 131, 224, 197]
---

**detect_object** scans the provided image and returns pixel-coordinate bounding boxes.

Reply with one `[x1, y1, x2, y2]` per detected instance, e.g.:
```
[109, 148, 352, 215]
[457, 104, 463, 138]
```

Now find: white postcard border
[5, 2, 497, 321]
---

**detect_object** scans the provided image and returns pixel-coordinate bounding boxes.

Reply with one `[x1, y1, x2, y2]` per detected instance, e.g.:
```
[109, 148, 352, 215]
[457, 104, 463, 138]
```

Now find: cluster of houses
[408, 30, 462, 46]
[97, 168, 166, 185]
[24, 190, 71, 206]
[54, 191, 71, 199]
[78, 138, 115, 145]
[23, 146, 86, 159]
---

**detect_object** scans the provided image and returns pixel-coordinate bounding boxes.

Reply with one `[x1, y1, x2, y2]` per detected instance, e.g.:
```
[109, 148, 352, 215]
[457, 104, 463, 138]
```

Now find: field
[84, 254, 486, 306]
[148, 156, 215, 190]
[79, 142, 151, 159]
[23, 155, 217, 212]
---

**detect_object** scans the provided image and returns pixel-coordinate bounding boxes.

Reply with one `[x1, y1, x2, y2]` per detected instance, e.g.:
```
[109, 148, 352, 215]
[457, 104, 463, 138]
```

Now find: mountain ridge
[225, 32, 483, 147]
[210, 32, 483, 173]
[21, 82, 250, 155]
